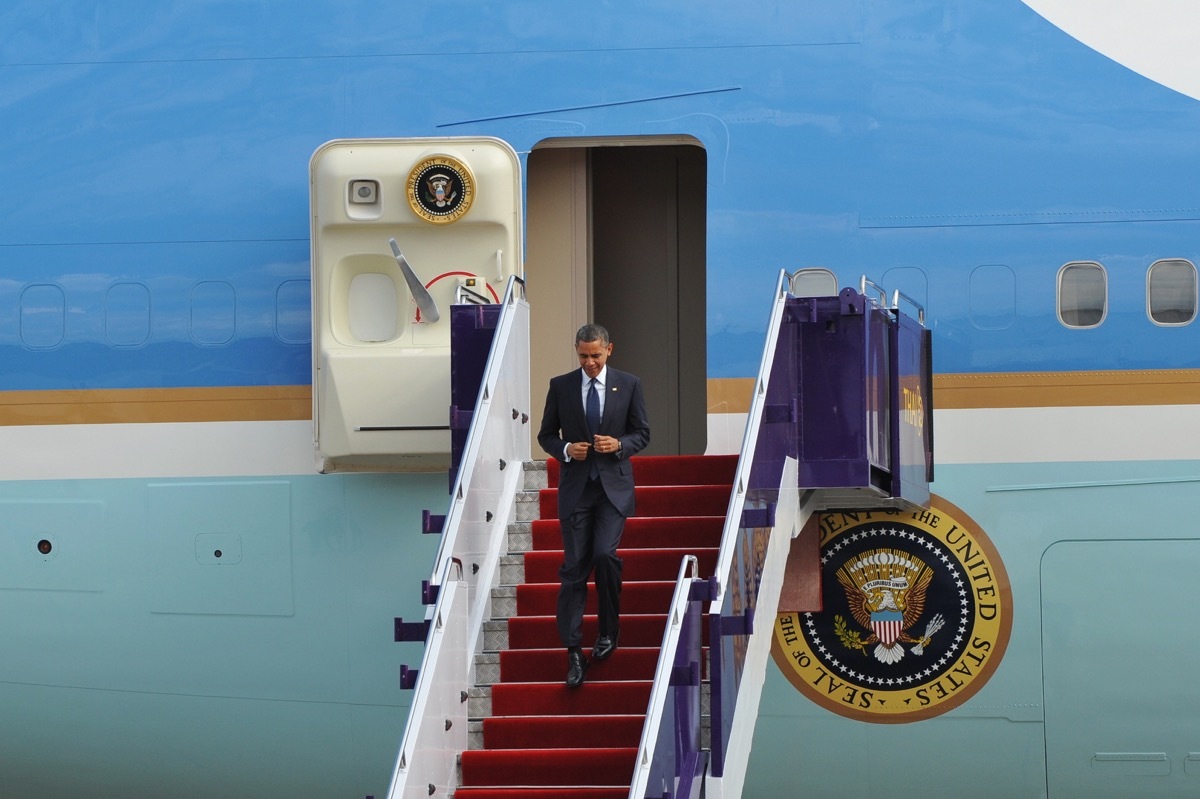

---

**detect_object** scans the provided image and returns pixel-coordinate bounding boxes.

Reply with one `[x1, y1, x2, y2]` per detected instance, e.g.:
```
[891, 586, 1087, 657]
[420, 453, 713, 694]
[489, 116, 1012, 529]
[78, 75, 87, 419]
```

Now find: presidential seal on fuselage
[772, 497, 1012, 723]
[406, 154, 474, 224]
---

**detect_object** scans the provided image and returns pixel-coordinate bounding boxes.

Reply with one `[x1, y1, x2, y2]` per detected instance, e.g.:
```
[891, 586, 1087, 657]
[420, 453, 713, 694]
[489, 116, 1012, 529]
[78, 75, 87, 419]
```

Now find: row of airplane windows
[10, 259, 1197, 349]
[790, 259, 1199, 329]
[14, 279, 313, 349]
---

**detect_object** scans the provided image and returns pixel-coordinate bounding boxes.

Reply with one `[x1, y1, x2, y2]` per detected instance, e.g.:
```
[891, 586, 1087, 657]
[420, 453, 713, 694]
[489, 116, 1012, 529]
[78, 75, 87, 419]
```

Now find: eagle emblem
[406, 155, 474, 224]
[835, 548, 945, 664]
[423, 172, 458, 208]
[773, 506, 1012, 723]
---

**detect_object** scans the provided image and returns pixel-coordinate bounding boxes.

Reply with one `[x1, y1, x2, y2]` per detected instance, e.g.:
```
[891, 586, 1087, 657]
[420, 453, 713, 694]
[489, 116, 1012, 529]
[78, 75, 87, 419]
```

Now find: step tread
[480, 714, 648, 750]
[460, 746, 637, 788]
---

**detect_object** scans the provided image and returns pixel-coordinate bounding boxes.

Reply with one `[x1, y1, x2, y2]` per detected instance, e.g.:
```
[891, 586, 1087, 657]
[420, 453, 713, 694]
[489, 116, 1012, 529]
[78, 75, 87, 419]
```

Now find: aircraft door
[310, 138, 523, 472]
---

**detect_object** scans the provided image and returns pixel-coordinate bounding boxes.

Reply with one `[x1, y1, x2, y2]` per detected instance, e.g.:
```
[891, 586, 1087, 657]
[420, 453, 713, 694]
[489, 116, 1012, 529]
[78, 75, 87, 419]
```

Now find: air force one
[2, 1, 1199, 797]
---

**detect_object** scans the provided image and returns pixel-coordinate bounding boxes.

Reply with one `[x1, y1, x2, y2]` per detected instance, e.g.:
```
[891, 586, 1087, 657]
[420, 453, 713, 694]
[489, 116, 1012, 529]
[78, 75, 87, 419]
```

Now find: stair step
[530, 516, 724, 551]
[490, 586, 518, 620]
[475, 652, 501, 685]
[469, 684, 712, 734]
[522, 547, 717, 584]
[490, 681, 653, 717]
[482, 620, 510, 652]
[515, 581, 676, 616]
[521, 460, 549, 491]
[480, 714, 645, 749]
[507, 614, 667, 650]
[546, 454, 738, 488]
[460, 746, 637, 787]
[540, 484, 732, 519]
[498, 647, 661, 683]
[505, 520, 532, 553]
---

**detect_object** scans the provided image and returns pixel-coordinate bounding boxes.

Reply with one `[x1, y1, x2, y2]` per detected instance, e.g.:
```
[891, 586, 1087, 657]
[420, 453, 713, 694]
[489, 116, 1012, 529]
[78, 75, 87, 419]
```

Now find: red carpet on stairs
[455, 454, 735, 798]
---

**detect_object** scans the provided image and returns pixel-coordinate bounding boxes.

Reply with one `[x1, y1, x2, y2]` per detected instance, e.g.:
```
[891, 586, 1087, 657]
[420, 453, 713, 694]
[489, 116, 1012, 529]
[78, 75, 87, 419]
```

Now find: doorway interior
[525, 138, 707, 457]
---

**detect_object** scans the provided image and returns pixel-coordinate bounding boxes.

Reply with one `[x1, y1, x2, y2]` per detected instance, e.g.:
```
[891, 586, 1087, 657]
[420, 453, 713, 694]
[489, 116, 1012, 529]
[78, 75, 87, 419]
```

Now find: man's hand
[567, 441, 592, 460]
[593, 435, 621, 454]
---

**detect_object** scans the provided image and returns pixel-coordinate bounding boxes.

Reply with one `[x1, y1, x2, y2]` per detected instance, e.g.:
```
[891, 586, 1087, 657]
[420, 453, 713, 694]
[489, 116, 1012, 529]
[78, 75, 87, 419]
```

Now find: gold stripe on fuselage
[0, 386, 312, 425]
[707, 370, 1200, 415]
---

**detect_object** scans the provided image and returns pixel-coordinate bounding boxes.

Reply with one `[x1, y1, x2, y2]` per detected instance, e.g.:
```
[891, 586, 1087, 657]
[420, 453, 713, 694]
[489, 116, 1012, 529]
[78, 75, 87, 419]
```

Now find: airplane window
[348, 272, 399, 342]
[105, 282, 151, 347]
[20, 283, 66, 349]
[275, 279, 312, 344]
[882, 266, 928, 314]
[190, 281, 237, 346]
[1057, 261, 1106, 328]
[968, 264, 1016, 331]
[1147, 259, 1197, 326]
[789, 268, 837, 297]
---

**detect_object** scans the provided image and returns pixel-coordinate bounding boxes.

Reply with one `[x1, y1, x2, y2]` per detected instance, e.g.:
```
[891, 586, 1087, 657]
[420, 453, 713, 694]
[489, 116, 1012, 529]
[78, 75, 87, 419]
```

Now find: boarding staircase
[456, 454, 734, 797]
[383, 270, 933, 799]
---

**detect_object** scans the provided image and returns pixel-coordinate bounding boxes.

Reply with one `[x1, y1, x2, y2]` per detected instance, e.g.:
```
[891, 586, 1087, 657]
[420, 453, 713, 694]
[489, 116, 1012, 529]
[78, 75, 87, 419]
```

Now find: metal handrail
[385, 555, 468, 798]
[707, 269, 792, 780]
[860, 275, 888, 307]
[710, 268, 790, 603]
[425, 274, 526, 596]
[891, 288, 925, 325]
[628, 555, 704, 798]
[385, 274, 529, 798]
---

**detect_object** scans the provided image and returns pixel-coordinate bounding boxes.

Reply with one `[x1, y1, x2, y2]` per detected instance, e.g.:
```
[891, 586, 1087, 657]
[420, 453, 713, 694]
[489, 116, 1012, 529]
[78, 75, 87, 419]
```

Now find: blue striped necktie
[586, 378, 600, 477]
[586, 378, 601, 435]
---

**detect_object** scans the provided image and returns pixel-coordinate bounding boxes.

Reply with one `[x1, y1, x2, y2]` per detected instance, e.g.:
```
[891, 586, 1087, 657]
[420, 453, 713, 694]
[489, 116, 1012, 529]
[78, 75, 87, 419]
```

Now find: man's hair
[575, 324, 610, 346]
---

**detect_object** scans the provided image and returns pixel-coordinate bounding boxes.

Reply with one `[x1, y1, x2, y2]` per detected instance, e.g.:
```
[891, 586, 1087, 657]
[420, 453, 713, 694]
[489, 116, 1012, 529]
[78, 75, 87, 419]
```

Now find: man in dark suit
[537, 324, 651, 688]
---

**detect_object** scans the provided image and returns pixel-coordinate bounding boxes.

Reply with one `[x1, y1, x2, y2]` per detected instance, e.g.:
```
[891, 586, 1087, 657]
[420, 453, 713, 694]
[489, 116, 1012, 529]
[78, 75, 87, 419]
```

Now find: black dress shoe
[566, 649, 589, 688]
[592, 630, 619, 661]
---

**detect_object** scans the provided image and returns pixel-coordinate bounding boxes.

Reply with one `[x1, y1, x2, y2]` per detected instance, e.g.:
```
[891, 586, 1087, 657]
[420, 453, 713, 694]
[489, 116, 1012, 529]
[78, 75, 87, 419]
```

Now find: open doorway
[525, 138, 707, 457]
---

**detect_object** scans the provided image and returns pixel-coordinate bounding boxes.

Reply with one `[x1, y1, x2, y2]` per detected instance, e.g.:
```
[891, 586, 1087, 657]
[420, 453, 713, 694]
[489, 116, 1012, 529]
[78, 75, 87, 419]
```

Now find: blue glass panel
[1059, 262, 1106, 328]
[1147, 259, 1196, 325]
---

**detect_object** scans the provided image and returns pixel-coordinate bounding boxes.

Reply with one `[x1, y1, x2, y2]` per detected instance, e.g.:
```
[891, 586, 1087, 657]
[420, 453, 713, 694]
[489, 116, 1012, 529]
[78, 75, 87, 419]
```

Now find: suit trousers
[557, 476, 624, 648]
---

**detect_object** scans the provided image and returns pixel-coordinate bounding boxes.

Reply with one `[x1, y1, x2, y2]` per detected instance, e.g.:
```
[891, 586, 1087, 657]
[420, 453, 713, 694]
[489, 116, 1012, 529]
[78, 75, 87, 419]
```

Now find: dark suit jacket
[537, 366, 651, 522]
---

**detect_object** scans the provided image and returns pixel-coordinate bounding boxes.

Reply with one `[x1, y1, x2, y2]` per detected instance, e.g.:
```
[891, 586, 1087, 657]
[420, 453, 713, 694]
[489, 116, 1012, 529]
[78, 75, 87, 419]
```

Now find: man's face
[576, 338, 613, 379]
